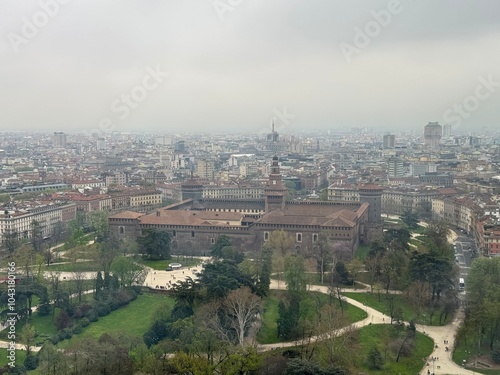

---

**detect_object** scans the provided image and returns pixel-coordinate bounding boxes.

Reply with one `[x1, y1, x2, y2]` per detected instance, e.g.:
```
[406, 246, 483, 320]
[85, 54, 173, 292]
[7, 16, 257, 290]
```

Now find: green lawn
[453, 336, 500, 374]
[0, 348, 27, 368]
[343, 292, 452, 326]
[58, 293, 175, 348]
[354, 244, 370, 260]
[0, 309, 61, 343]
[257, 290, 367, 345]
[42, 260, 101, 272]
[356, 324, 434, 375]
[141, 257, 204, 270]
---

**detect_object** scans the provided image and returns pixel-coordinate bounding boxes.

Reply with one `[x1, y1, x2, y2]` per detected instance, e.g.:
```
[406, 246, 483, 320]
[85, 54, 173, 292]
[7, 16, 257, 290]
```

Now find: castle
[109, 157, 382, 255]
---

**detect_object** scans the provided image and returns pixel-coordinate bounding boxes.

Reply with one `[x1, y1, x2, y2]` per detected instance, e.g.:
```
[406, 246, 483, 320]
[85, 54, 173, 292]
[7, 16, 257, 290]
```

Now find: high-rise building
[383, 134, 395, 148]
[387, 157, 405, 177]
[424, 122, 442, 148]
[53, 132, 67, 148]
[442, 123, 452, 137]
[197, 159, 215, 179]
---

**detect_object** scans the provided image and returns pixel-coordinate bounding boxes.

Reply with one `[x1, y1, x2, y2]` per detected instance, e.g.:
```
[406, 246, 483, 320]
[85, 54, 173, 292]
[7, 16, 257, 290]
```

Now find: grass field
[354, 244, 370, 260]
[58, 293, 175, 348]
[42, 260, 101, 272]
[0, 309, 61, 343]
[355, 324, 434, 375]
[0, 348, 27, 368]
[452, 336, 500, 374]
[343, 292, 453, 326]
[257, 290, 367, 344]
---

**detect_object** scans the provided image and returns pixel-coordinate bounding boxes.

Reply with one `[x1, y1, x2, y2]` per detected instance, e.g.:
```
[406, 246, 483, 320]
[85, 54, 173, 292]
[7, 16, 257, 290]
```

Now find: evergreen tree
[367, 347, 384, 370]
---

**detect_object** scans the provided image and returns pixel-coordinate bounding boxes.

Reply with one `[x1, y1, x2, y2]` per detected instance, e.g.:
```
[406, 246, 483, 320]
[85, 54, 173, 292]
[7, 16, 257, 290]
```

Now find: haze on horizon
[0, 0, 499, 135]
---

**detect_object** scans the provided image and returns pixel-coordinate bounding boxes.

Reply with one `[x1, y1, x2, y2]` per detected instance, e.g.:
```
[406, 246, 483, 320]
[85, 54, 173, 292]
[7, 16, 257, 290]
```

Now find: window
[296, 233, 302, 243]
[172, 230, 176, 237]
[264, 232, 269, 241]
[312, 233, 318, 243]
[119, 226, 125, 234]
[211, 238, 215, 244]
[191, 231, 195, 237]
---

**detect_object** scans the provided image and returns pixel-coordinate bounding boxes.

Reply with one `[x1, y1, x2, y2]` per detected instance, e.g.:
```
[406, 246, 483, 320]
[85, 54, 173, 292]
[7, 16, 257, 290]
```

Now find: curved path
[1, 258, 475, 374]
[261, 280, 476, 375]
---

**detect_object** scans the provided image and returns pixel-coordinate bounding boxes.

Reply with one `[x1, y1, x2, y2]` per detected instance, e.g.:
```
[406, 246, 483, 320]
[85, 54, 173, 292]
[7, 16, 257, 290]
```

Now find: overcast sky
[1, 0, 499, 135]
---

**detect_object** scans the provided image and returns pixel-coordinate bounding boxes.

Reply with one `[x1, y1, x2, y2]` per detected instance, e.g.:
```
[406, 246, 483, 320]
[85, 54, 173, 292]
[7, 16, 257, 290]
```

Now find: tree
[219, 346, 262, 375]
[198, 260, 254, 300]
[401, 210, 419, 229]
[277, 293, 300, 340]
[285, 358, 346, 375]
[137, 228, 171, 260]
[223, 287, 263, 346]
[255, 245, 273, 297]
[425, 220, 452, 256]
[4, 230, 19, 254]
[284, 255, 307, 293]
[110, 256, 147, 287]
[211, 235, 232, 258]
[312, 232, 332, 284]
[56, 310, 73, 330]
[366, 347, 383, 370]
[30, 219, 44, 252]
[20, 323, 36, 357]
[86, 211, 109, 242]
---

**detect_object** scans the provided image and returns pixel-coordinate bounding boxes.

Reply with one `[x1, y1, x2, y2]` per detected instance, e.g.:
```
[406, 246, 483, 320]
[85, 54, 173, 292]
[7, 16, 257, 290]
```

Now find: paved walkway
[1, 255, 477, 374]
[260, 281, 476, 375]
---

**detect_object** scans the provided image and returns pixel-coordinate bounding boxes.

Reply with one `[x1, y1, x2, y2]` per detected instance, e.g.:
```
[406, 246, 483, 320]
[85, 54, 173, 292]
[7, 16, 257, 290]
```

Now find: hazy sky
[1, 0, 499, 134]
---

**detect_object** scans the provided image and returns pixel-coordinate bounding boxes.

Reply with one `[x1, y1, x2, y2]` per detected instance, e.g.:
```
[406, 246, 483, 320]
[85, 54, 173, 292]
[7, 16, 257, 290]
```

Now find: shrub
[56, 310, 73, 331]
[367, 347, 384, 370]
[57, 330, 66, 341]
[80, 317, 90, 327]
[492, 349, 500, 364]
[72, 324, 83, 334]
[49, 335, 59, 345]
[37, 303, 51, 317]
[24, 355, 39, 370]
[73, 303, 94, 318]
[95, 302, 111, 317]
[62, 328, 73, 339]
[85, 309, 98, 322]
[108, 299, 120, 311]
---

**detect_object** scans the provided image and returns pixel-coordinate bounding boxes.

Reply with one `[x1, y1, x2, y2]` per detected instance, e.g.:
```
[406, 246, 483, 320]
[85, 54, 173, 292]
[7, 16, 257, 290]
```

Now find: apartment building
[0, 202, 76, 245]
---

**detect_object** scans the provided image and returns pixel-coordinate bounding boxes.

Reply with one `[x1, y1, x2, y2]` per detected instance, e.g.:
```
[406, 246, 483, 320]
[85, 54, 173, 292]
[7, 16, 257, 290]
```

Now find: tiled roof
[109, 211, 144, 219]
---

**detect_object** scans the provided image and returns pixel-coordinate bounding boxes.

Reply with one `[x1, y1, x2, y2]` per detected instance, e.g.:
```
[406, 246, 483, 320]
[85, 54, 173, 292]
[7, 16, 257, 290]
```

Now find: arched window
[119, 226, 125, 234]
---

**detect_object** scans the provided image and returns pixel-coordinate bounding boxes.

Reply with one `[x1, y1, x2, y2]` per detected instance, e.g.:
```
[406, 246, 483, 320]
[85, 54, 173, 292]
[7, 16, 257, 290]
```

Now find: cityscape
[1, 1, 500, 375]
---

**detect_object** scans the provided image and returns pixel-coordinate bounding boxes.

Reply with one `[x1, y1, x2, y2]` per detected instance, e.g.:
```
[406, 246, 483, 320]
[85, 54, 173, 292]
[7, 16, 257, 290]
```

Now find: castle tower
[264, 156, 286, 212]
[181, 181, 203, 201]
[358, 184, 384, 242]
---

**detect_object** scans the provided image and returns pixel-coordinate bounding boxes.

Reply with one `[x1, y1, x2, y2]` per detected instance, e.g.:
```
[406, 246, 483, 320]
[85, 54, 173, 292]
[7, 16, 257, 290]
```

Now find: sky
[0, 0, 499, 135]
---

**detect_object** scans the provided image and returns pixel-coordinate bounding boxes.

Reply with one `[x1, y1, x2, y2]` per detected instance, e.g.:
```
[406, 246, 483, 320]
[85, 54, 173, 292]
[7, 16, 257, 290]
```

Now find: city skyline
[1, 1, 499, 133]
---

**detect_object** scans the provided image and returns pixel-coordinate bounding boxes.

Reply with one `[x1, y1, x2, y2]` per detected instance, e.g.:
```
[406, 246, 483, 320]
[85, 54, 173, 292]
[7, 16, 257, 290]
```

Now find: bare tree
[315, 304, 354, 366]
[224, 287, 263, 346]
[198, 287, 263, 347]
